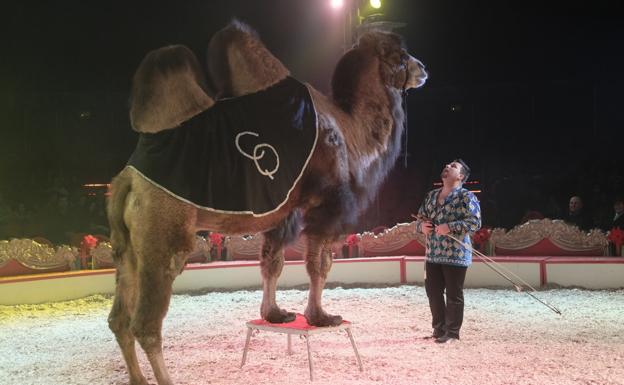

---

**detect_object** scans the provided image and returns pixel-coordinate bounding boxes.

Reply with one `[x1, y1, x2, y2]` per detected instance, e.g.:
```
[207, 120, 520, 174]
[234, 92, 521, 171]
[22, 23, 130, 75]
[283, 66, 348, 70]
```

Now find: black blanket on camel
[127, 77, 318, 216]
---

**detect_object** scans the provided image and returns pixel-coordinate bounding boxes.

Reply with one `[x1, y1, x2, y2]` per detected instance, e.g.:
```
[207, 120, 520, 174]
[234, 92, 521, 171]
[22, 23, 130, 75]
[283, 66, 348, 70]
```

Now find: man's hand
[412, 213, 435, 235]
[435, 223, 450, 236]
[421, 221, 434, 235]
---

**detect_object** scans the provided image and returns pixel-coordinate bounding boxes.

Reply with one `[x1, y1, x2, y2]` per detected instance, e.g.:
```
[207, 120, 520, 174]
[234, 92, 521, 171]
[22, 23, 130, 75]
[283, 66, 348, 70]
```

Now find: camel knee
[135, 333, 161, 353]
[108, 295, 132, 335]
[320, 249, 333, 275]
[260, 239, 285, 276]
[305, 259, 322, 277]
[306, 256, 332, 278]
[260, 255, 283, 277]
[130, 321, 162, 352]
[108, 312, 127, 335]
[168, 252, 188, 278]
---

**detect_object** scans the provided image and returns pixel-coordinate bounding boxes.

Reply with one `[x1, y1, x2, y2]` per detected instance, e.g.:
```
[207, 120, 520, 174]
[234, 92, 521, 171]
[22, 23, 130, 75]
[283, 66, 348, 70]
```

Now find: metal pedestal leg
[305, 335, 314, 381]
[241, 327, 253, 368]
[242, 316, 361, 380]
[346, 328, 363, 371]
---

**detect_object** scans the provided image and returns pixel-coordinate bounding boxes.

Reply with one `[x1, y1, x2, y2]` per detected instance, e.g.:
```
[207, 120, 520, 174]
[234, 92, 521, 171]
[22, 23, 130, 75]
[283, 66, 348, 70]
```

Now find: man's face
[614, 201, 624, 215]
[569, 197, 583, 213]
[441, 161, 464, 183]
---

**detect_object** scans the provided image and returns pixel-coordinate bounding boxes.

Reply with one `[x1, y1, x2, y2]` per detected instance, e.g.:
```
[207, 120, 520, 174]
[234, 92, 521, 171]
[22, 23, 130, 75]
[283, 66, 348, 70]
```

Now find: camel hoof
[305, 312, 343, 327]
[129, 377, 150, 385]
[264, 308, 296, 323]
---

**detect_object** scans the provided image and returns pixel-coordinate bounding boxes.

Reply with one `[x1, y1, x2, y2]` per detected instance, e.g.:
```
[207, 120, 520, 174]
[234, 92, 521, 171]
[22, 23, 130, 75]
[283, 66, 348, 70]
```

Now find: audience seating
[1, 219, 620, 278]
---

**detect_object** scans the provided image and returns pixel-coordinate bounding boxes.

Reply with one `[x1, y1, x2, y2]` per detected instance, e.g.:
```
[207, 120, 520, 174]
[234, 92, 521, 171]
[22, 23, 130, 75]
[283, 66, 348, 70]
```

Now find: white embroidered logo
[235, 131, 280, 180]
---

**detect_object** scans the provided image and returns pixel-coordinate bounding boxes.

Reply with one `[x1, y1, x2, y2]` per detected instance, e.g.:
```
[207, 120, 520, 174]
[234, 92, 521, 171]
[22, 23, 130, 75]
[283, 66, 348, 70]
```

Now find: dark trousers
[425, 262, 468, 339]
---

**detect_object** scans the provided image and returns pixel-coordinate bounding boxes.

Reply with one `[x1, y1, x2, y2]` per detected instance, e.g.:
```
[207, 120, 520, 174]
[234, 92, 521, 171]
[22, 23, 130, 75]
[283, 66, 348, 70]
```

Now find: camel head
[358, 31, 427, 90]
[130, 45, 214, 133]
[332, 31, 427, 113]
[206, 20, 290, 98]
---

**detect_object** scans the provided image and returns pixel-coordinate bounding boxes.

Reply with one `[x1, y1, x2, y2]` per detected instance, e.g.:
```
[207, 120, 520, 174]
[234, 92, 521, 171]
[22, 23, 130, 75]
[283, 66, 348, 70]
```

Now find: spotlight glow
[370, 0, 382, 9]
[330, 0, 344, 9]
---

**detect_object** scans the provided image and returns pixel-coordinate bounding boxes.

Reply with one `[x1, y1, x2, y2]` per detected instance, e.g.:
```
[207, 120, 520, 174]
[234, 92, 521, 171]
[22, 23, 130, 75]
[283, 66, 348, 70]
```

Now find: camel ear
[130, 45, 214, 133]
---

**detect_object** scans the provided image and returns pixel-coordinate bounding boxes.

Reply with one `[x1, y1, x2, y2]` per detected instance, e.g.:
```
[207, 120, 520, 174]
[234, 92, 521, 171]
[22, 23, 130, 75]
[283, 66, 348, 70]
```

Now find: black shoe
[435, 334, 459, 344]
[423, 330, 445, 340]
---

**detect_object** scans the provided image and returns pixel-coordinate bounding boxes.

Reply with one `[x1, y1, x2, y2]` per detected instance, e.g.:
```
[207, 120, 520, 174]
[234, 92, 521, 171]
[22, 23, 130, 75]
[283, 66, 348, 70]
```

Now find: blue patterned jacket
[416, 187, 481, 267]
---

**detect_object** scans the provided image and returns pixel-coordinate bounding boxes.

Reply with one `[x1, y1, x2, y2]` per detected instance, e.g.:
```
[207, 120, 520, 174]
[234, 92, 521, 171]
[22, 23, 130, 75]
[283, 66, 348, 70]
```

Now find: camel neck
[348, 83, 405, 163]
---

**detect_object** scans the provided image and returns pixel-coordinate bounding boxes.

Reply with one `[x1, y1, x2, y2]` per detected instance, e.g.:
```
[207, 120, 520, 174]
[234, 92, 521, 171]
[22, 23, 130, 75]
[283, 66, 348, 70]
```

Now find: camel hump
[130, 44, 214, 133]
[206, 19, 290, 98]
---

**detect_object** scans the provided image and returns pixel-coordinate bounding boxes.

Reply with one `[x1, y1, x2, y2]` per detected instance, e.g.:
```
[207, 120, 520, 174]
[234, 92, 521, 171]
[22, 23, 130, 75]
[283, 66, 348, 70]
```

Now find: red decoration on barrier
[80, 234, 99, 269]
[472, 228, 491, 252]
[608, 227, 624, 256]
[209, 232, 223, 247]
[210, 233, 224, 259]
[472, 227, 491, 244]
[345, 234, 359, 258]
[345, 234, 359, 246]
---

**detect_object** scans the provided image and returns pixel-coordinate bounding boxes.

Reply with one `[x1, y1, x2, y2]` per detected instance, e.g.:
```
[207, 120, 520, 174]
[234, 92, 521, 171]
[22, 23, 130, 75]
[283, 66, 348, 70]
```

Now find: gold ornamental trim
[0, 239, 78, 270]
[91, 242, 114, 266]
[359, 222, 425, 253]
[490, 219, 608, 254]
[228, 234, 263, 257]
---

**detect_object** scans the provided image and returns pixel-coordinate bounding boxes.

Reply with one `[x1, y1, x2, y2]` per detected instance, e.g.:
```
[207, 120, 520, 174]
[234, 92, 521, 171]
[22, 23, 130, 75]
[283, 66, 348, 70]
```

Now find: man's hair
[454, 158, 471, 183]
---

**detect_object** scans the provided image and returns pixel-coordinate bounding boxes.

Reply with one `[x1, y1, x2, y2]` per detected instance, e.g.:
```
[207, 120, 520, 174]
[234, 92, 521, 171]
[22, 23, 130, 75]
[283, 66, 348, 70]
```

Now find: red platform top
[248, 313, 350, 330]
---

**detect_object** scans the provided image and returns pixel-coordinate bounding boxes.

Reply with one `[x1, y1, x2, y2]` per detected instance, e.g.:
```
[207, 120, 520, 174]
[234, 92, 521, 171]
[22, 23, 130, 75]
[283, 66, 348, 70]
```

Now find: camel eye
[389, 52, 401, 64]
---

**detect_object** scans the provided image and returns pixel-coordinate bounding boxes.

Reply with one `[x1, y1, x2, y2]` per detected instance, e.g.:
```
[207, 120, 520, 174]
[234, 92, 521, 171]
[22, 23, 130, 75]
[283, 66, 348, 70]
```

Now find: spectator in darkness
[563, 195, 594, 232]
[610, 196, 624, 230]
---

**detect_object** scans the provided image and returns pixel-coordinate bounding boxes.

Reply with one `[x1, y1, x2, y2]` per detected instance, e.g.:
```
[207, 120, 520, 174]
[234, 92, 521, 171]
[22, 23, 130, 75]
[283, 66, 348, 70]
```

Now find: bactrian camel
[107, 21, 427, 385]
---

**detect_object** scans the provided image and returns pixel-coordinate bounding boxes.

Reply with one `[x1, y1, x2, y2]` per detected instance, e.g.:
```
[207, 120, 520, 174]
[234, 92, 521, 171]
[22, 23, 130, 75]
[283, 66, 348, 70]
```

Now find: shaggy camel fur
[107, 21, 426, 385]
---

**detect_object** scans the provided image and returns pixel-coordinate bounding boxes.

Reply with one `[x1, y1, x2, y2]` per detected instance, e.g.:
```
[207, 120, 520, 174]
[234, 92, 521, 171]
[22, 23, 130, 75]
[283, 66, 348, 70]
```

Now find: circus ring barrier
[1, 219, 623, 305]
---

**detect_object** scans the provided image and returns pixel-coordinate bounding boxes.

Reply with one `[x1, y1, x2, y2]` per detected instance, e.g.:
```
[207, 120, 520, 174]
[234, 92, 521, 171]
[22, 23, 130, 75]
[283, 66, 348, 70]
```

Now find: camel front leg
[260, 230, 295, 323]
[304, 236, 342, 326]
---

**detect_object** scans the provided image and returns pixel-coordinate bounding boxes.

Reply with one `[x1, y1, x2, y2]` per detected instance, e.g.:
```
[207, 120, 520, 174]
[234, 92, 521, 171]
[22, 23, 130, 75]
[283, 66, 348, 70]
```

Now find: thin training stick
[411, 213, 561, 315]
[446, 234, 562, 315]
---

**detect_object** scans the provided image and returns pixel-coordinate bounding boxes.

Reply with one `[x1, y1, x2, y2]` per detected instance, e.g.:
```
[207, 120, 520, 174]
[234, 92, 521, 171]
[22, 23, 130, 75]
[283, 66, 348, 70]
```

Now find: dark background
[1, 0, 623, 235]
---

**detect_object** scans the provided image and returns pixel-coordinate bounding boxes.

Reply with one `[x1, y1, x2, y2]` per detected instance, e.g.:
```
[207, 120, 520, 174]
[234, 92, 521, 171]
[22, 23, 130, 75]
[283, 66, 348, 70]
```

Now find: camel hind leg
[304, 235, 343, 326]
[128, 210, 194, 385]
[259, 212, 301, 323]
[107, 172, 149, 384]
[109, 237, 179, 385]
[130, 256, 176, 385]
[109, 253, 148, 385]
[107, 169, 196, 385]
[260, 230, 295, 323]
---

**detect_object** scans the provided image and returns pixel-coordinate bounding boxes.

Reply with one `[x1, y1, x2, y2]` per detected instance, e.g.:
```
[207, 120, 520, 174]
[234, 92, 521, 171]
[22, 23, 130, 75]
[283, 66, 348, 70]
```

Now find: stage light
[330, 0, 344, 9]
[358, 0, 387, 25]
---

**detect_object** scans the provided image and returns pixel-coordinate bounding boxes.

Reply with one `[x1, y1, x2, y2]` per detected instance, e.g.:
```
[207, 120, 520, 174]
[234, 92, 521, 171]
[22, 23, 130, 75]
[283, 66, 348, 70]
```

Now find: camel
[107, 21, 427, 385]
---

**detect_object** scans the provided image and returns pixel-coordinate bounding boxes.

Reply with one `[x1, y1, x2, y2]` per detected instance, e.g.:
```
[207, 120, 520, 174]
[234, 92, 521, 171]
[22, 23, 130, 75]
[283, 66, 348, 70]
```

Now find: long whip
[446, 233, 562, 315]
[412, 214, 562, 315]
